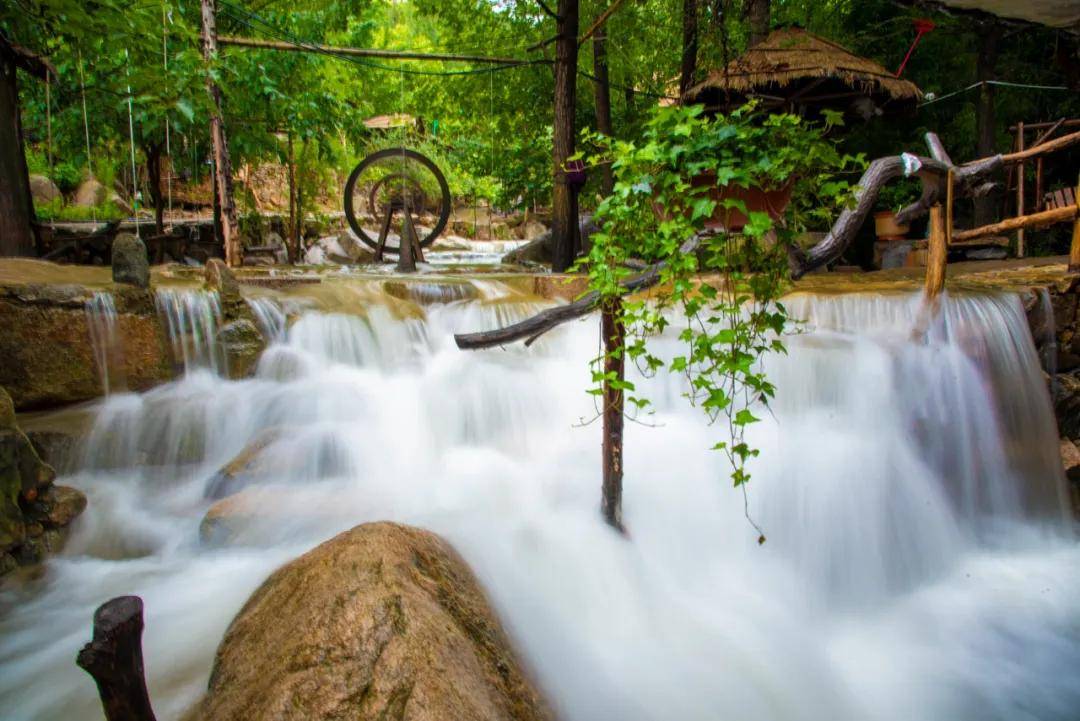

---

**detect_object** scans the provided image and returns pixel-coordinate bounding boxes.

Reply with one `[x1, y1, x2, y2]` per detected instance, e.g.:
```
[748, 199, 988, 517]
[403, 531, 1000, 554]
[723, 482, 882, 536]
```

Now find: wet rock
[519, 220, 547, 241]
[197, 486, 330, 547]
[194, 522, 552, 721]
[0, 277, 170, 410]
[111, 234, 150, 289]
[205, 258, 241, 301]
[26, 429, 78, 474]
[384, 280, 479, 305]
[1053, 371, 1080, 440]
[0, 388, 56, 502]
[218, 319, 266, 379]
[29, 174, 62, 206]
[0, 553, 16, 575]
[205, 428, 283, 499]
[29, 484, 87, 527]
[337, 232, 376, 264]
[73, 178, 107, 207]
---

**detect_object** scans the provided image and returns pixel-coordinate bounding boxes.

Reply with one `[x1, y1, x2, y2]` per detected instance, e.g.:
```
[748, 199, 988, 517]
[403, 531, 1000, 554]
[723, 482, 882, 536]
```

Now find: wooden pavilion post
[200, 0, 240, 267]
[924, 204, 947, 299]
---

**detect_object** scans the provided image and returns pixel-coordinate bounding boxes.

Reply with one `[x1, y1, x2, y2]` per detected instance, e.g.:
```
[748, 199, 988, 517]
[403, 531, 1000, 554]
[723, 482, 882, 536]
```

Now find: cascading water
[84, 291, 119, 394]
[245, 296, 287, 343]
[1, 281, 1078, 721]
[155, 288, 227, 375]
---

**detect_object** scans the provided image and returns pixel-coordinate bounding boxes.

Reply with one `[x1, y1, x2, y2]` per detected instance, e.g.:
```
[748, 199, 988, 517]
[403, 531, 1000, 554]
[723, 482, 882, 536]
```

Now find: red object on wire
[895, 18, 935, 78]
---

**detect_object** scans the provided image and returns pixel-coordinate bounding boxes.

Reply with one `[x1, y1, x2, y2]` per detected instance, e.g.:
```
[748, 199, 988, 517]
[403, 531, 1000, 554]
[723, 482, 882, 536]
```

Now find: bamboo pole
[1016, 121, 1025, 257]
[925, 205, 947, 299]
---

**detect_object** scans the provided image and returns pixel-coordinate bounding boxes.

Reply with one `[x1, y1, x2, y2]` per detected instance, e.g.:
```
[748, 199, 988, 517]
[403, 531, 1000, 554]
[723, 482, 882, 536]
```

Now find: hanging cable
[45, 72, 52, 174]
[163, 2, 173, 225]
[124, 49, 140, 239]
[77, 48, 97, 223]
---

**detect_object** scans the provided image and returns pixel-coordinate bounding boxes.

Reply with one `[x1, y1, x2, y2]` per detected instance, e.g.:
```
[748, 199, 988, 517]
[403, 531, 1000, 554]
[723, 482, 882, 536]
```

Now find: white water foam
[1, 287, 1077, 721]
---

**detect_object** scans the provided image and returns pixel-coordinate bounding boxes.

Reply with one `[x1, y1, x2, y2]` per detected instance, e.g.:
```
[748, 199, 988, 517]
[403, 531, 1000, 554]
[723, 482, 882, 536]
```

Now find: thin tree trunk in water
[0, 58, 38, 256]
[974, 22, 1001, 227]
[680, 0, 698, 98]
[746, 0, 770, 47]
[201, 0, 240, 267]
[212, 168, 224, 249]
[144, 142, 165, 235]
[77, 596, 158, 721]
[286, 132, 299, 264]
[551, 0, 580, 272]
[592, 30, 614, 196]
[601, 297, 625, 532]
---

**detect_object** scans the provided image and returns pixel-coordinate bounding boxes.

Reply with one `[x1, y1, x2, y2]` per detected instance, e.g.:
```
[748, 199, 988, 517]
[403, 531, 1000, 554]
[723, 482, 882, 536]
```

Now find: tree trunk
[680, 0, 698, 98]
[592, 30, 614, 196]
[601, 297, 625, 532]
[144, 141, 165, 235]
[0, 57, 38, 257]
[201, 0, 241, 267]
[746, 0, 771, 47]
[974, 21, 1002, 227]
[286, 132, 299, 264]
[76, 596, 158, 721]
[551, 0, 580, 272]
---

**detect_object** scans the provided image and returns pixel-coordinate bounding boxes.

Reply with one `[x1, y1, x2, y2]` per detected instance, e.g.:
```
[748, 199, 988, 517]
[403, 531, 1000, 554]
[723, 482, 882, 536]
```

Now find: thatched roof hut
[683, 28, 922, 119]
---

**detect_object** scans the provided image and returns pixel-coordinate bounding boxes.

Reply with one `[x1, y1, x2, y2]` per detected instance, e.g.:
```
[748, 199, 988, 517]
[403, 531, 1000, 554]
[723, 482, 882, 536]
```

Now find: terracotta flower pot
[689, 173, 794, 232]
[874, 210, 910, 240]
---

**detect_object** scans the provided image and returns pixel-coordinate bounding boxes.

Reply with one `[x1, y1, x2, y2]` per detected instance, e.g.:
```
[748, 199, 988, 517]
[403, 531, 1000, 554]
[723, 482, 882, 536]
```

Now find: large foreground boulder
[193, 522, 552, 721]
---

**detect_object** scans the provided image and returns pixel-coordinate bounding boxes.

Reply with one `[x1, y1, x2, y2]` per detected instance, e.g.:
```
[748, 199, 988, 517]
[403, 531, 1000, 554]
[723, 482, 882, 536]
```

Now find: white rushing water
[1, 283, 1079, 720]
[84, 291, 119, 395]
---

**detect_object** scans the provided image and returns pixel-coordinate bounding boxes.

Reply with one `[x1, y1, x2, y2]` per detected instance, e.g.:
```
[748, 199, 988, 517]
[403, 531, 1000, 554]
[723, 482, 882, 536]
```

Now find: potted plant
[874, 182, 920, 240]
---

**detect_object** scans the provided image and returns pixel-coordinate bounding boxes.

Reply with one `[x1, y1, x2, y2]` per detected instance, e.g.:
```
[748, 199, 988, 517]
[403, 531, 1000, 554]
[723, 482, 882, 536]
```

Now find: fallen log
[76, 595, 157, 721]
[455, 232, 703, 349]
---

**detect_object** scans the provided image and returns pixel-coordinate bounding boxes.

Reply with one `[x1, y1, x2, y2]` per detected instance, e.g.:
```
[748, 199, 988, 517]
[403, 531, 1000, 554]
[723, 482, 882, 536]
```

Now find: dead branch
[76, 596, 157, 721]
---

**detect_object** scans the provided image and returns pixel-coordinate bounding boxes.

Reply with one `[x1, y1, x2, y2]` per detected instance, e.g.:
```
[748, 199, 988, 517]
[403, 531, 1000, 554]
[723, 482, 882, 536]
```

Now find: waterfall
[246, 296, 286, 343]
[2, 287, 1078, 721]
[84, 291, 120, 394]
[155, 288, 227, 375]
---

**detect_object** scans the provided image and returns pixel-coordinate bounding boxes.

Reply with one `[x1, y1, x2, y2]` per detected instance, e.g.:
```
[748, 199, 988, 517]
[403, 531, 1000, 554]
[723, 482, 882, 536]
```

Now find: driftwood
[456, 130, 1080, 349]
[76, 596, 158, 721]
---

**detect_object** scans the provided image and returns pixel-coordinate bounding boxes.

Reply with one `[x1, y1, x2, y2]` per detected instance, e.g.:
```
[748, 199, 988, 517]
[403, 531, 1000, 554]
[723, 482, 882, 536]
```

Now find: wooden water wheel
[343, 148, 451, 269]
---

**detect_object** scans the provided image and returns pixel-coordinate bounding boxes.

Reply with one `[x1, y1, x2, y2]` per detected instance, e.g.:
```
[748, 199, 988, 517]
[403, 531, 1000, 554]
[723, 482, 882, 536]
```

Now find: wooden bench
[1045, 186, 1077, 211]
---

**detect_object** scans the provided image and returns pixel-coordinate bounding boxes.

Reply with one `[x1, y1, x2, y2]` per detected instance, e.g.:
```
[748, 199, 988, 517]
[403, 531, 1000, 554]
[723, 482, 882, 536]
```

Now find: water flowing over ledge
[1, 282, 1078, 721]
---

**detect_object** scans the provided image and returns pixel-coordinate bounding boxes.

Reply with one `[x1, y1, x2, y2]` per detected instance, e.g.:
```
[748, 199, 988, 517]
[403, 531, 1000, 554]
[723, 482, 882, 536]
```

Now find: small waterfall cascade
[84, 291, 121, 394]
[155, 288, 227, 375]
[246, 296, 286, 342]
[2, 287, 1079, 721]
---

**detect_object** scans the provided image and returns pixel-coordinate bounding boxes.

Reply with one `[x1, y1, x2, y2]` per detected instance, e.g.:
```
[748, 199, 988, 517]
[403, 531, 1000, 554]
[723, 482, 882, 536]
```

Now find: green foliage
[581, 103, 859, 490]
[33, 197, 125, 222]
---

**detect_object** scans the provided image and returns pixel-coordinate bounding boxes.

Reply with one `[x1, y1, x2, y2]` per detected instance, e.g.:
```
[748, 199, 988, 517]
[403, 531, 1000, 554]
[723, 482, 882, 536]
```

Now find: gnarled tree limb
[457, 130, 1080, 348]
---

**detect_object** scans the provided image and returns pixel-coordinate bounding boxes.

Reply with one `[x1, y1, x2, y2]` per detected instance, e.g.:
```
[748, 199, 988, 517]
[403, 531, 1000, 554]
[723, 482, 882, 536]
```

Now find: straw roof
[684, 28, 922, 109]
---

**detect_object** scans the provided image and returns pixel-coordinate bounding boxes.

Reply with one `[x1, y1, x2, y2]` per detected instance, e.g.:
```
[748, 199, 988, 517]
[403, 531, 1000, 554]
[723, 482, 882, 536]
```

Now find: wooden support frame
[925, 205, 947, 299]
[1071, 176, 1080, 273]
